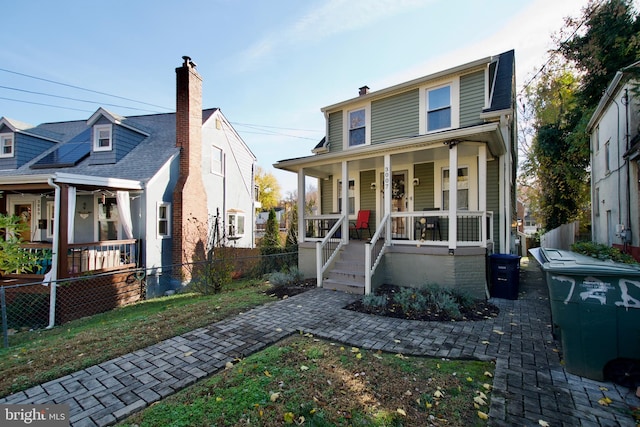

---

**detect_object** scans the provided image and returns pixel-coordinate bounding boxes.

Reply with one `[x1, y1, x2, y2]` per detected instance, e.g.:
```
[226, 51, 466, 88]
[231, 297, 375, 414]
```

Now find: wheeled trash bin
[529, 247, 640, 381]
[489, 253, 521, 300]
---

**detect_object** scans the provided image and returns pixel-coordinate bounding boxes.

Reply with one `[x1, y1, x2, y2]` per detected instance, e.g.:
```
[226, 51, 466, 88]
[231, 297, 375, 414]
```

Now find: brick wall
[172, 57, 209, 277]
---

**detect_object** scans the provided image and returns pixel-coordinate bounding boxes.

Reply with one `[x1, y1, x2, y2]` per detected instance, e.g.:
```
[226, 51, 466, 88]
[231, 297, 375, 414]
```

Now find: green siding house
[275, 50, 517, 298]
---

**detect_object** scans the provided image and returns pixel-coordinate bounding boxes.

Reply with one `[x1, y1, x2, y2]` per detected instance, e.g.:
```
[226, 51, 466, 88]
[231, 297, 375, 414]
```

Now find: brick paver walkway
[1, 259, 639, 426]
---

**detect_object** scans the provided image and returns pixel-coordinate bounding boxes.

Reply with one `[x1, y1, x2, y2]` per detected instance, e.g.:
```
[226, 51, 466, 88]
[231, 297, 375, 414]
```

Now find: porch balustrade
[18, 240, 139, 277]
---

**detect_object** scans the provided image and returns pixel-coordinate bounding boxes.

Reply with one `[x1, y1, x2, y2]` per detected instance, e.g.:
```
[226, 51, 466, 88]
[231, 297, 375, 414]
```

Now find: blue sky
[0, 0, 597, 194]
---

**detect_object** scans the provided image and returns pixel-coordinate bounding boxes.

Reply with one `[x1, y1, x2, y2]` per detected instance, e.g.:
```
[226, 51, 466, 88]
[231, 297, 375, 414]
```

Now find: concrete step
[322, 278, 365, 295]
[327, 267, 365, 284]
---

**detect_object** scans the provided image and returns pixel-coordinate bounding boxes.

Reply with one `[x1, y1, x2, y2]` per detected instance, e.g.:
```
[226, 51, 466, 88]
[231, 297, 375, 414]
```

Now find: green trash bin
[529, 247, 640, 381]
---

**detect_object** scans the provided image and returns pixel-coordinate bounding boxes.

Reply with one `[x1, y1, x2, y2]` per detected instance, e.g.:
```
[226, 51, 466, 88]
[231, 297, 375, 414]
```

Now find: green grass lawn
[0, 278, 274, 398]
[119, 334, 494, 427]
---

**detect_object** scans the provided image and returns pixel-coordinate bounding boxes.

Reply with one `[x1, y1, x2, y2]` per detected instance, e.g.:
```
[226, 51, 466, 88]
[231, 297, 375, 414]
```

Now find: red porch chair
[349, 210, 371, 239]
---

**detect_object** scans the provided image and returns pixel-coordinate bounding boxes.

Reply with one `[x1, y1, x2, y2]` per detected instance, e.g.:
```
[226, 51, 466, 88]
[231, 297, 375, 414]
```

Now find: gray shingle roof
[485, 50, 515, 113]
[0, 108, 219, 184]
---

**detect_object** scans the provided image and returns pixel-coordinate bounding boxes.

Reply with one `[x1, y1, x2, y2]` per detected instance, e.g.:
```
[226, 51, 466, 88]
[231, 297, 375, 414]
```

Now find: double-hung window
[348, 109, 366, 147]
[93, 125, 112, 151]
[442, 167, 469, 210]
[338, 179, 355, 215]
[427, 85, 451, 131]
[158, 203, 171, 237]
[211, 145, 223, 175]
[228, 211, 245, 238]
[0, 133, 14, 157]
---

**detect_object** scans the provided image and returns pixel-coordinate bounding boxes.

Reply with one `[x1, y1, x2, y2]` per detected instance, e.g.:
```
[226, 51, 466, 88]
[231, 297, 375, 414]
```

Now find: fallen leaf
[493, 330, 505, 335]
[598, 397, 612, 406]
[434, 390, 444, 398]
[283, 412, 295, 424]
[300, 365, 309, 371]
[275, 328, 283, 332]
[481, 340, 491, 345]
[538, 420, 550, 427]
[397, 408, 407, 416]
[425, 402, 433, 409]
[351, 347, 360, 353]
[599, 386, 608, 391]
[404, 390, 412, 396]
[225, 361, 234, 369]
[478, 411, 489, 420]
[215, 397, 223, 402]
[483, 383, 492, 390]
[356, 353, 362, 359]
[477, 391, 487, 399]
[394, 339, 401, 343]
[183, 351, 193, 357]
[474, 395, 487, 405]
[466, 377, 473, 382]
[264, 370, 272, 377]
[270, 392, 281, 402]
[297, 416, 305, 424]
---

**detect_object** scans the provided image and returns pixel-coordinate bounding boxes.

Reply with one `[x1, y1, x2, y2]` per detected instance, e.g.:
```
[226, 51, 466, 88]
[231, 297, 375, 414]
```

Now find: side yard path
[1, 260, 639, 426]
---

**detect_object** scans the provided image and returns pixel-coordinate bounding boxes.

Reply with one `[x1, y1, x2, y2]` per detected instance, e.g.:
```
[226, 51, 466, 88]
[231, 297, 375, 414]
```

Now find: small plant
[268, 267, 303, 287]
[362, 293, 387, 308]
[571, 241, 638, 264]
[432, 292, 461, 318]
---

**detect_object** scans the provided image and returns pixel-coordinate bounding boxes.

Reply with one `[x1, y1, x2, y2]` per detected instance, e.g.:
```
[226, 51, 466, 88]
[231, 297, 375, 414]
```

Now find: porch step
[322, 241, 367, 295]
[322, 278, 365, 295]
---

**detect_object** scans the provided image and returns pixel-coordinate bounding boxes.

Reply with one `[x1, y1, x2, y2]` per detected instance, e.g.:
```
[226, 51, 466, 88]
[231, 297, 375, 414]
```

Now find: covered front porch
[276, 124, 512, 297]
[0, 175, 142, 284]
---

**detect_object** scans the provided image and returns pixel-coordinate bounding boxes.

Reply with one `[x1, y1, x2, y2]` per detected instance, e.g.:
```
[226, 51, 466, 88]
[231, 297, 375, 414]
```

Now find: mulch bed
[267, 281, 499, 322]
[265, 279, 317, 299]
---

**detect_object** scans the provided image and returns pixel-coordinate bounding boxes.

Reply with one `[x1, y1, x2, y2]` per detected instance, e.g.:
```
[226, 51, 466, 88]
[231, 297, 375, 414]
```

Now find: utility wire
[0, 67, 172, 110]
[0, 96, 93, 113]
[0, 85, 161, 113]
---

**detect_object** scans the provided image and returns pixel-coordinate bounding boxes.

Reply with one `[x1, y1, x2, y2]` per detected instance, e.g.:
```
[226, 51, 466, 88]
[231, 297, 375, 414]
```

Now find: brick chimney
[172, 56, 208, 276]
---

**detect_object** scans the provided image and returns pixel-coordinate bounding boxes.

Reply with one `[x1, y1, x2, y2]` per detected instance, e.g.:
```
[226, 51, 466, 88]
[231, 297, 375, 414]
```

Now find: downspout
[623, 89, 631, 245]
[46, 177, 60, 329]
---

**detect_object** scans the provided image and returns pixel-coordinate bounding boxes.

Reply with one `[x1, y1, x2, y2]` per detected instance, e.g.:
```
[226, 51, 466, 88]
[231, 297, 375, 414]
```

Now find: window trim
[93, 124, 113, 152]
[419, 79, 459, 134]
[0, 132, 14, 158]
[157, 202, 171, 238]
[46, 201, 55, 239]
[211, 145, 224, 175]
[227, 211, 245, 239]
[343, 105, 370, 149]
[441, 166, 470, 211]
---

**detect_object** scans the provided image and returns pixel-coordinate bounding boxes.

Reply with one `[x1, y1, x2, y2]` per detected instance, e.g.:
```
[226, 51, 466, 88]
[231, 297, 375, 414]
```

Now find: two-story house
[587, 61, 640, 260]
[275, 50, 517, 298]
[0, 57, 257, 305]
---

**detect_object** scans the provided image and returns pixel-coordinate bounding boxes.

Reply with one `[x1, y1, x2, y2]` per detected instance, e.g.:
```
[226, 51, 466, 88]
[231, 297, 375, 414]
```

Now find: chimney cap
[182, 55, 197, 68]
[359, 85, 370, 96]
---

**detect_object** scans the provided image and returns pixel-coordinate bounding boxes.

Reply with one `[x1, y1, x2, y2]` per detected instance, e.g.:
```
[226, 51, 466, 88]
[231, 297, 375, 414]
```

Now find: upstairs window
[427, 85, 451, 131]
[0, 133, 14, 158]
[348, 108, 366, 147]
[158, 203, 171, 237]
[93, 124, 112, 151]
[211, 145, 224, 175]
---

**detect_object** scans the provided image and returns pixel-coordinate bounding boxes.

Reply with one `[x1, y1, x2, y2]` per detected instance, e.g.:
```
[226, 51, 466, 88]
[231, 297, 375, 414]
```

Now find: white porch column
[341, 161, 349, 242]
[297, 168, 305, 244]
[448, 143, 458, 251]
[478, 145, 487, 244]
[384, 154, 392, 243]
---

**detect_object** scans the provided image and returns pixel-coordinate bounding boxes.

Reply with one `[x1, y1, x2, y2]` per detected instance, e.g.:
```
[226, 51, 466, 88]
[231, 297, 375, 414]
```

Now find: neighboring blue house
[0, 57, 257, 297]
[275, 50, 517, 298]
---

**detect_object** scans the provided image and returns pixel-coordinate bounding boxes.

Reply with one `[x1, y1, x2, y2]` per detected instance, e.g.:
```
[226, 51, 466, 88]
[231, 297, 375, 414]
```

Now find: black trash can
[489, 253, 521, 299]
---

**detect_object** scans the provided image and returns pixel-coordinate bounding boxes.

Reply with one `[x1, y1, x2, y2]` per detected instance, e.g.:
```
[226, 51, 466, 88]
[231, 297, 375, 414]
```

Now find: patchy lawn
[119, 334, 495, 427]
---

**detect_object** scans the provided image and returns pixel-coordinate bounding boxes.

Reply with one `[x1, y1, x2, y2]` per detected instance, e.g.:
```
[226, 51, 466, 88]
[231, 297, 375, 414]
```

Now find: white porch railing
[388, 210, 493, 246]
[365, 212, 390, 295]
[314, 215, 346, 287]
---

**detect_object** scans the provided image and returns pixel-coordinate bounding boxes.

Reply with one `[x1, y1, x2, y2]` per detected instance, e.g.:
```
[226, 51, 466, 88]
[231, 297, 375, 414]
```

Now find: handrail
[315, 215, 345, 287]
[364, 212, 390, 295]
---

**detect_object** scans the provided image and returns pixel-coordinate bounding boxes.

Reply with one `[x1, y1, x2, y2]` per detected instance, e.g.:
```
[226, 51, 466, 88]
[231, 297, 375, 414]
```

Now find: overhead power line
[0, 85, 162, 113]
[0, 67, 172, 111]
[0, 96, 93, 113]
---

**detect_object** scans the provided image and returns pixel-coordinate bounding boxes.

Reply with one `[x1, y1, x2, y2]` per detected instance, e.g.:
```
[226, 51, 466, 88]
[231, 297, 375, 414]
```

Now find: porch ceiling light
[443, 139, 462, 149]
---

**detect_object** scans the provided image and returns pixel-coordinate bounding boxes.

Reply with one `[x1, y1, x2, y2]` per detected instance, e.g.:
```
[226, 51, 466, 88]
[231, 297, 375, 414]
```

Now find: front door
[14, 203, 33, 242]
[391, 171, 407, 239]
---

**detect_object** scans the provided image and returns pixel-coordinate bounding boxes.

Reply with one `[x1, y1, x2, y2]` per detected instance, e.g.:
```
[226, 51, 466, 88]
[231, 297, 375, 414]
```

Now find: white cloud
[234, 0, 429, 71]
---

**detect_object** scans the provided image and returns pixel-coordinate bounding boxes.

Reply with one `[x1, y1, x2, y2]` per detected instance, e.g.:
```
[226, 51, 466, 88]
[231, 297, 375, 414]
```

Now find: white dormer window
[93, 124, 112, 151]
[0, 133, 14, 158]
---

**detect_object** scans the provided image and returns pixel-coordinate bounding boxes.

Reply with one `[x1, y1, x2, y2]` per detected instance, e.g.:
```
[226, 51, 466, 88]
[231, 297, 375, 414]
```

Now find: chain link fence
[1, 247, 298, 348]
